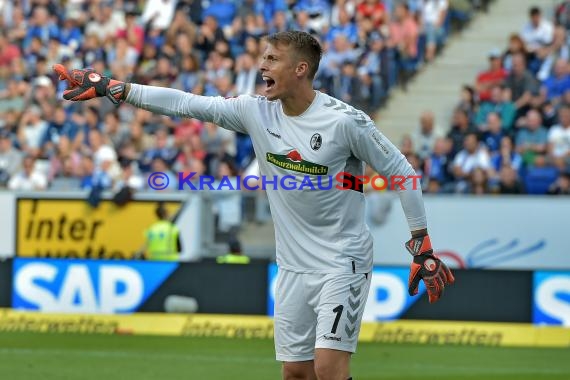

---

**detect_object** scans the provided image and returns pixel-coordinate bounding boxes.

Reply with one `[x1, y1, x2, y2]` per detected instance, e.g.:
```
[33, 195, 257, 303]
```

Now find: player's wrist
[405, 233, 433, 257]
[122, 83, 131, 100]
[411, 228, 428, 238]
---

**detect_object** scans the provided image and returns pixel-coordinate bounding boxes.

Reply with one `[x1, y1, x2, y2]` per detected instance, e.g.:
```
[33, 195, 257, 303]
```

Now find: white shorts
[273, 268, 372, 362]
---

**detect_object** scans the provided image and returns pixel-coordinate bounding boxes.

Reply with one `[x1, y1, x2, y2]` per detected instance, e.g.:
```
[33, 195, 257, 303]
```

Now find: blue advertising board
[12, 258, 178, 313]
[533, 271, 570, 326]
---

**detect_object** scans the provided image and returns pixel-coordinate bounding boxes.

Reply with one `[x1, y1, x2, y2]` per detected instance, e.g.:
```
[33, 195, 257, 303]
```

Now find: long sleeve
[125, 84, 248, 134]
[346, 117, 427, 231]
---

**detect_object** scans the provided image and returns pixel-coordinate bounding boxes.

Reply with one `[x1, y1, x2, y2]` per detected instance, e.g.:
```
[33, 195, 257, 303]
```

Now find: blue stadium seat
[523, 167, 559, 194]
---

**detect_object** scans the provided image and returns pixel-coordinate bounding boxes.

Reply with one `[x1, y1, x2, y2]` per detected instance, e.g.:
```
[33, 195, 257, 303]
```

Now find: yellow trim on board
[0, 309, 568, 348]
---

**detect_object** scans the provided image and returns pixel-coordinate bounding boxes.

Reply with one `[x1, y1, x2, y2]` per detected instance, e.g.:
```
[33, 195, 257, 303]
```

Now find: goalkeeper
[54, 31, 454, 380]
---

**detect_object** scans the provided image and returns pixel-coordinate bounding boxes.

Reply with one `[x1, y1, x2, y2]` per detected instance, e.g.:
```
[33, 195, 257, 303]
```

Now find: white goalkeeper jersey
[127, 85, 427, 274]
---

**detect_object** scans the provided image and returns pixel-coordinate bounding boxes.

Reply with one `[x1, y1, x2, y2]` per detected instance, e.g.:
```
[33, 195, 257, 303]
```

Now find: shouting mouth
[263, 76, 276, 91]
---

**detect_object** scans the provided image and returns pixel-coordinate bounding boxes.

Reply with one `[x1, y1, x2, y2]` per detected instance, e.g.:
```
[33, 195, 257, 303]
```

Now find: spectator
[475, 48, 509, 102]
[497, 166, 525, 194]
[195, 15, 227, 59]
[399, 133, 415, 156]
[424, 137, 454, 191]
[356, 32, 385, 110]
[293, 0, 331, 33]
[389, 2, 419, 61]
[106, 36, 139, 74]
[547, 105, 570, 170]
[147, 157, 177, 192]
[140, 127, 178, 173]
[103, 110, 130, 151]
[174, 53, 202, 93]
[0, 30, 21, 76]
[505, 52, 539, 118]
[326, 6, 358, 46]
[79, 155, 95, 190]
[48, 134, 82, 177]
[0, 129, 23, 187]
[502, 34, 531, 72]
[447, 108, 477, 156]
[547, 170, 570, 194]
[536, 25, 569, 81]
[356, 0, 388, 29]
[23, 6, 60, 52]
[456, 85, 477, 123]
[452, 133, 492, 192]
[333, 60, 361, 105]
[475, 85, 517, 132]
[0, 0, 486, 196]
[49, 154, 82, 190]
[406, 153, 425, 189]
[540, 58, 570, 105]
[420, 0, 448, 62]
[318, 33, 360, 92]
[466, 167, 490, 195]
[17, 105, 48, 158]
[89, 128, 120, 180]
[212, 159, 242, 241]
[412, 110, 443, 160]
[268, 10, 290, 35]
[234, 53, 262, 95]
[491, 135, 524, 177]
[59, 12, 83, 53]
[201, 122, 236, 176]
[555, 0, 570, 31]
[141, 0, 177, 31]
[0, 77, 27, 114]
[8, 155, 48, 190]
[515, 109, 549, 167]
[113, 158, 144, 193]
[520, 6, 554, 54]
[388, 2, 420, 89]
[481, 112, 504, 154]
[85, 2, 125, 45]
[164, 6, 196, 54]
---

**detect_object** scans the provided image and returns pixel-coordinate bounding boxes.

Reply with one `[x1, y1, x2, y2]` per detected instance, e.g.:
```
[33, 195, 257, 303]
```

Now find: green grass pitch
[0, 332, 568, 380]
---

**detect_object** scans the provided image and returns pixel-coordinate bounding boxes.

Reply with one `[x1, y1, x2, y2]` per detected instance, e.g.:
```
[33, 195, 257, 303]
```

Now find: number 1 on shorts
[331, 305, 344, 334]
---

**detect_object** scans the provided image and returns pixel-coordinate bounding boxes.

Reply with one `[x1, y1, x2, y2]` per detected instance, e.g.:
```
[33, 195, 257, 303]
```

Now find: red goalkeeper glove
[405, 234, 455, 303]
[53, 64, 126, 104]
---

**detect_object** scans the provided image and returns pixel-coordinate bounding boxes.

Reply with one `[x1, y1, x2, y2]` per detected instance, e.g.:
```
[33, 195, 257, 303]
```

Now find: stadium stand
[0, 0, 489, 195]
[416, 1, 570, 195]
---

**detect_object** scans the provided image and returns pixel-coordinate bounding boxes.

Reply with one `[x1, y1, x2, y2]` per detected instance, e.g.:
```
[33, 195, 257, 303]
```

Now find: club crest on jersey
[310, 133, 322, 151]
[266, 149, 328, 175]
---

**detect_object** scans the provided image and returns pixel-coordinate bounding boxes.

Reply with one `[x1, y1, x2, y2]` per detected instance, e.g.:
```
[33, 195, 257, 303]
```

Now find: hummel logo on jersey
[370, 130, 390, 156]
[310, 133, 322, 151]
[323, 334, 342, 342]
[266, 128, 281, 139]
[266, 149, 329, 175]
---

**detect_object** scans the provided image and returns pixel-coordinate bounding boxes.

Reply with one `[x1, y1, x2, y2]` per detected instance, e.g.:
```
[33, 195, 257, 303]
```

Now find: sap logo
[361, 268, 424, 322]
[534, 273, 570, 326]
[13, 259, 178, 314]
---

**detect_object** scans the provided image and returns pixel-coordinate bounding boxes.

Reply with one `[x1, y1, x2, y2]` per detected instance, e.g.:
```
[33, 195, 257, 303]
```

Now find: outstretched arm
[53, 64, 248, 134]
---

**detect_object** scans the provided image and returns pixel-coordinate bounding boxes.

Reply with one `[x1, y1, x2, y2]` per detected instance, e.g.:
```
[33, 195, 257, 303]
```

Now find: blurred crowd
[397, 3, 570, 195]
[0, 0, 488, 195]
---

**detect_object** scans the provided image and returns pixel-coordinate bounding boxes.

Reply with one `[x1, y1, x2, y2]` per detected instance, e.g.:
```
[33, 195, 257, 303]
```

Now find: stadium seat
[522, 167, 559, 194]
